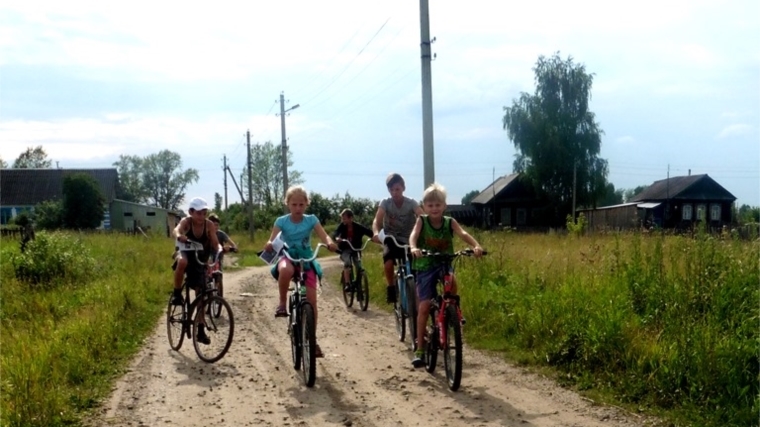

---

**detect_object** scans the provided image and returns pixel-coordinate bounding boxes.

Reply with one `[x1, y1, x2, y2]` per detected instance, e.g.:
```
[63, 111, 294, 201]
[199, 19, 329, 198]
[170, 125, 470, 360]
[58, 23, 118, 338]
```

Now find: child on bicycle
[263, 185, 337, 358]
[409, 183, 483, 368]
[333, 208, 373, 290]
[371, 173, 424, 303]
[208, 213, 237, 271]
[171, 197, 221, 345]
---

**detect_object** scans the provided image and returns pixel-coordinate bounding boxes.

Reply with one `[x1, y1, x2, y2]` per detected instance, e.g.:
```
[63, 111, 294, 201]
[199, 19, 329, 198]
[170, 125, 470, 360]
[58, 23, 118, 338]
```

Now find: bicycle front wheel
[193, 296, 234, 363]
[167, 295, 186, 351]
[425, 307, 438, 374]
[358, 270, 370, 311]
[405, 277, 418, 351]
[300, 303, 317, 387]
[443, 304, 463, 391]
[289, 294, 301, 370]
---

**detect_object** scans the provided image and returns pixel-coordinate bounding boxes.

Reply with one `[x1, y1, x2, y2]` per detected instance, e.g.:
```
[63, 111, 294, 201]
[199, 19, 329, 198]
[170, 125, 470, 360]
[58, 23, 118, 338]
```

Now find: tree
[113, 155, 147, 203]
[13, 146, 52, 168]
[624, 185, 649, 202]
[62, 173, 105, 229]
[461, 190, 480, 205]
[308, 192, 335, 225]
[330, 192, 377, 226]
[34, 200, 64, 230]
[141, 150, 199, 210]
[245, 141, 303, 208]
[596, 183, 624, 207]
[503, 52, 607, 224]
[214, 192, 223, 212]
[0, 156, 8, 169]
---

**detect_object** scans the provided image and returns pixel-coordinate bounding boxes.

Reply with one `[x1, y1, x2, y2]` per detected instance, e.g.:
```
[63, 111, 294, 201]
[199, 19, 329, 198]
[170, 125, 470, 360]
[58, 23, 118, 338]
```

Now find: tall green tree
[245, 141, 303, 207]
[0, 156, 8, 169]
[624, 185, 649, 202]
[503, 52, 607, 223]
[62, 173, 105, 229]
[214, 192, 223, 212]
[113, 154, 147, 203]
[13, 146, 52, 168]
[461, 190, 480, 205]
[142, 150, 199, 210]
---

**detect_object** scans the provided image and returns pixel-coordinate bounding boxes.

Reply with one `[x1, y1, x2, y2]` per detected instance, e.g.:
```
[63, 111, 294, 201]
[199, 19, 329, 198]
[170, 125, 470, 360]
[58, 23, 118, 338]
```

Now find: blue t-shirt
[275, 214, 319, 259]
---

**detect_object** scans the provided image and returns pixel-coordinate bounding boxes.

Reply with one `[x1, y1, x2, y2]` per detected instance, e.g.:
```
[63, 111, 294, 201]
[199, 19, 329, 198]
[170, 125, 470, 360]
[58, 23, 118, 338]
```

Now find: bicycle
[166, 240, 235, 364]
[337, 239, 372, 311]
[383, 233, 417, 351]
[282, 243, 330, 388]
[209, 245, 237, 318]
[420, 248, 486, 391]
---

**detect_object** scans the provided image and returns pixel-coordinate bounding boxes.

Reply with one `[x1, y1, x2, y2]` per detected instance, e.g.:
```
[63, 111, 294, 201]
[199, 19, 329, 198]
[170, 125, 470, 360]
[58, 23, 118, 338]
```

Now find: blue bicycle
[383, 234, 418, 351]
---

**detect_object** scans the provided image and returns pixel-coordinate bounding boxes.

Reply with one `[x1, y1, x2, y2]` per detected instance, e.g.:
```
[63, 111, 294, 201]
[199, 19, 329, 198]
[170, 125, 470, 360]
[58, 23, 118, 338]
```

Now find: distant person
[371, 173, 424, 303]
[263, 185, 337, 358]
[333, 208, 373, 289]
[409, 183, 484, 368]
[171, 197, 220, 345]
[208, 213, 237, 271]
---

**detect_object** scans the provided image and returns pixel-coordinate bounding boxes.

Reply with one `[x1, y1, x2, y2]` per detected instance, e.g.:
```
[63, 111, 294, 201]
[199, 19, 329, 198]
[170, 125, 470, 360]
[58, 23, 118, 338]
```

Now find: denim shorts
[415, 264, 451, 302]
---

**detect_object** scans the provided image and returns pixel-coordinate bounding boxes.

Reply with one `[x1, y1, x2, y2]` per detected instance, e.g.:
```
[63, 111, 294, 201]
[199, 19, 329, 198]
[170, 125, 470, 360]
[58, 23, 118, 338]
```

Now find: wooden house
[470, 173, 551, 229]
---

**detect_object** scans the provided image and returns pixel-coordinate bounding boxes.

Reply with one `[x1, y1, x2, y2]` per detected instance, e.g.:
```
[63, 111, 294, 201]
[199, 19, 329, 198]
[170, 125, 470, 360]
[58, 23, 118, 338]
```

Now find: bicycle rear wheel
[193, 296, 234, 363]
[300, 303, 317, 387]
[358, 270, 370, 311]
[405, 277, 418, 351]
[443, 303, 463, 390]
[166, 295, 186, 351]
[425, 307, 438, 373]
[341, 270, 354, 308]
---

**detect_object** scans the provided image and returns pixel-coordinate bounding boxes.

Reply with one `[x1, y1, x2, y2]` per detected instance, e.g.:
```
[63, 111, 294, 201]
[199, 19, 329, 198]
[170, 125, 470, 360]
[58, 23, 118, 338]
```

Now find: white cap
[188, 197, 208, 211]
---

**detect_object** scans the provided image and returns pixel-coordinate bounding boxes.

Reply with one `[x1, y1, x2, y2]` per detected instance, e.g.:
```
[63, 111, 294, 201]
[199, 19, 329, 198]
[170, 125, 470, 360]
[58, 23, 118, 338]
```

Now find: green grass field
[1, 229, 757, 427]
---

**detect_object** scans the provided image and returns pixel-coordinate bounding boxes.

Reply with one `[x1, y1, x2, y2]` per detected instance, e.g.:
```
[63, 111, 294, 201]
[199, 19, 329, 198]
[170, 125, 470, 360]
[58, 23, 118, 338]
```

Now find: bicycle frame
[338, 239, 371, 279]
[384, 234, 414, 312]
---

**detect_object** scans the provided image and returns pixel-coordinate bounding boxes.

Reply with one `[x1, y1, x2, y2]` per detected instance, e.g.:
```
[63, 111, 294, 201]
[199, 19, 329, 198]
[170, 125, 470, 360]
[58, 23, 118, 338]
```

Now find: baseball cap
[188, 197, 209, 212]
[208, 213, 220, 223]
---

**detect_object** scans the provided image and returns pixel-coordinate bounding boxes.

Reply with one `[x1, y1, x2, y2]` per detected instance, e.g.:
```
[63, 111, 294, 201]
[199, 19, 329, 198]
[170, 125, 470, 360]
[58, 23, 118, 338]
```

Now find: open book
[258, 232, 288, 265]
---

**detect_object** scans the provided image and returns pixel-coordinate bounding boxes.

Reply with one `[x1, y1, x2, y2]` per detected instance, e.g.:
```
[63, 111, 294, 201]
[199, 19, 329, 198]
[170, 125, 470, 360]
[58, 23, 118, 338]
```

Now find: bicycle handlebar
[281, 243, 330, 264]
[176, 239, 223, 263]
[382, 233, 411, 250]
[418, 248, 488, 259]
[336, 238, 373, 252]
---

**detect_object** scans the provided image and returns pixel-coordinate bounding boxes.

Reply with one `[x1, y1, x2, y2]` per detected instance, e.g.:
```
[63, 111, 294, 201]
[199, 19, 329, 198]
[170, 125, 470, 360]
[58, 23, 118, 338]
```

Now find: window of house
[710, 204, 721, 221]
[696, 204, 706, 221]
[124, 212, 133, 217]
[146, 212, 156, 216]
[500, 208, 511, 227]
[516, 208, 527, 226]
[682, 204, 692, 220]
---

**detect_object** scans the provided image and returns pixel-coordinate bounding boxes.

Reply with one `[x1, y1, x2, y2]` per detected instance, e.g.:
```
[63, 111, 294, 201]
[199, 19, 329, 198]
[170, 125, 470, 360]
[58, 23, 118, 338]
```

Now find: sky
[1, 0, 758, 210]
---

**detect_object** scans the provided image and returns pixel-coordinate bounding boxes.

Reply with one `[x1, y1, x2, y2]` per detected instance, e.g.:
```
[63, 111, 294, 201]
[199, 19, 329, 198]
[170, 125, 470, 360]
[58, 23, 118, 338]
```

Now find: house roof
[629, 174, 736, 202]
[0, 168, 119, 206]
[470, 173, 521, 205]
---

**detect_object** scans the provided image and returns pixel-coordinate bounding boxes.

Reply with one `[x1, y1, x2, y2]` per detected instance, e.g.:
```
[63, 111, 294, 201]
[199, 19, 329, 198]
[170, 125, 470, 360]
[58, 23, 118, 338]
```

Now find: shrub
[10, 231, 97, 289]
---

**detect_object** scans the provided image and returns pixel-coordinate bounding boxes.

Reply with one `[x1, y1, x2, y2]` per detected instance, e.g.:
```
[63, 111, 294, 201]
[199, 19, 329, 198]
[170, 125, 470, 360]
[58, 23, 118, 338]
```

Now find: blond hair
[284, 185, 309, 205]
[422, 183, 447, 204]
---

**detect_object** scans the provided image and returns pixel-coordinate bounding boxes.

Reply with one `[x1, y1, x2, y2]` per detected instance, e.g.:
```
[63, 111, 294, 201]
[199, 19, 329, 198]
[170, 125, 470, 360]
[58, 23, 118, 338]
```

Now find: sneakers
[386, 286, 397, 304]
[171, 291, 184, 306]
[196, 325, 211, 345]
[411, 349, 425, 368]
[274, 305, 288, 318]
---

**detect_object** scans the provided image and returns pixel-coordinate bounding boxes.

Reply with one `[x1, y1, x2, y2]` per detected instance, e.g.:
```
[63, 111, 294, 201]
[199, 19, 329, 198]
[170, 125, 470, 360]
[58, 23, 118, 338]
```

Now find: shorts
[382, 237, 409, 264]
[416, 264, 451, 302]
[179, 251, 208, 290]
[270, 258, 319, 289]
[339, 250, 359, 269]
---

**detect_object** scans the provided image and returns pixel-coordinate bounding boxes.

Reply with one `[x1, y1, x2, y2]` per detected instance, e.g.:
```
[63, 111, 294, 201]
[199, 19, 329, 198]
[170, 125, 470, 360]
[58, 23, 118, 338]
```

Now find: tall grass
[358, 230, 758, 426]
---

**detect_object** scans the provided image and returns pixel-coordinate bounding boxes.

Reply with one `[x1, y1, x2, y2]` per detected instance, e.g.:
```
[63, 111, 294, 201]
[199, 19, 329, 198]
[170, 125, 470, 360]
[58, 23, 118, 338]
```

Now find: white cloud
[716, 124, 754, 140]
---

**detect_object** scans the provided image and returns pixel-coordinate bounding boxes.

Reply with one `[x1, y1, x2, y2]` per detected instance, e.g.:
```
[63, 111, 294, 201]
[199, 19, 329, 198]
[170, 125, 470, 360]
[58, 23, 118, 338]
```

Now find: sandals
[315, 344, 324, 358]
[274, 306, 288, 318]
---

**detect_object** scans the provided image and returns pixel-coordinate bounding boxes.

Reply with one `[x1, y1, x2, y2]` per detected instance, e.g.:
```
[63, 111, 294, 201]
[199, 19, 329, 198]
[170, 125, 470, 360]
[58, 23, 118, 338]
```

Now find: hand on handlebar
[411, 247, 422, 258]
[472, 246, 484, 258]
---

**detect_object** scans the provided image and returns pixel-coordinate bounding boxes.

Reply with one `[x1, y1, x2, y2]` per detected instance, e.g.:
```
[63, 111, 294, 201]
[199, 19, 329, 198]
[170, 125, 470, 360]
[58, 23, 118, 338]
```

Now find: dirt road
[87, 258, 658, 427]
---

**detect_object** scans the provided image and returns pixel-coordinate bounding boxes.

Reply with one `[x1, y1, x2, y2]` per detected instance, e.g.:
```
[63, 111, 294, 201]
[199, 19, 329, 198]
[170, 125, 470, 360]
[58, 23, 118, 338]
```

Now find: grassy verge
[348, 230, 759, 427]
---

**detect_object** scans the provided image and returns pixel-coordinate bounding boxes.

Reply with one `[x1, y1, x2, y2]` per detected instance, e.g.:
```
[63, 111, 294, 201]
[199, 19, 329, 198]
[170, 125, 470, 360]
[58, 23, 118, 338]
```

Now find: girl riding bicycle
[409, 183, 483, 368]
[263, 186, 337, 358]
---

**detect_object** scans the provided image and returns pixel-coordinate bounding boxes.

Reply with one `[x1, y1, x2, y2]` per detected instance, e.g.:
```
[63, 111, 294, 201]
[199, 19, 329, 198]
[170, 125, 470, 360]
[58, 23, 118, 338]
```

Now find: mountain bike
[383, 234, 417, 351]
[166, 240, 235, 363]
[283, 243, 330, 388]
[421, 248, 486, 391]
[337, 239, 372, 311]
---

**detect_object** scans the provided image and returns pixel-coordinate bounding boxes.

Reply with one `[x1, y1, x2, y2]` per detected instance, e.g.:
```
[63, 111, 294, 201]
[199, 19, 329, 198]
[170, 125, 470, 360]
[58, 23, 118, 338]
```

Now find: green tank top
[412, 215, 454, 271]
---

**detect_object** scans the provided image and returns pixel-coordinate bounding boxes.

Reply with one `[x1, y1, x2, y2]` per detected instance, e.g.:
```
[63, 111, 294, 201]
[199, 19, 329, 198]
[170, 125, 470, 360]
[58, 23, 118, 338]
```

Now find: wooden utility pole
[247, 130, 254, 241]
[419, 0, 435, 189]
[223, 155, 228, 210]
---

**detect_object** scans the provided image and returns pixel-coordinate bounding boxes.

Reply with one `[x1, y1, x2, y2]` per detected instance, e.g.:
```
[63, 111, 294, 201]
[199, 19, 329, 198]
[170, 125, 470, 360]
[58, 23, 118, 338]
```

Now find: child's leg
[174, 256, 188, 289]
[383, 259, 395, 286]
[277, 259, 294, 308]
[305, 270, 318, 329]
[417, 299, 431, 351]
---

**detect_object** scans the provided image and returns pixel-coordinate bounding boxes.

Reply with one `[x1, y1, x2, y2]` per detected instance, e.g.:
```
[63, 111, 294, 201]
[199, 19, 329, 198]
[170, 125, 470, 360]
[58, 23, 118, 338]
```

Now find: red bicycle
[420, 248, 486, 391]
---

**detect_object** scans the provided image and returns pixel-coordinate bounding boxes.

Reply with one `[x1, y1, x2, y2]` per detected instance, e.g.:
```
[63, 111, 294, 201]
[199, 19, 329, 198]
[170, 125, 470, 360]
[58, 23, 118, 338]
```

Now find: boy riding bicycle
[409, 183, 483, 368]
[208, 213, 237, 271]
[371, 173, 424, 303]
[333, 208, 373, 290]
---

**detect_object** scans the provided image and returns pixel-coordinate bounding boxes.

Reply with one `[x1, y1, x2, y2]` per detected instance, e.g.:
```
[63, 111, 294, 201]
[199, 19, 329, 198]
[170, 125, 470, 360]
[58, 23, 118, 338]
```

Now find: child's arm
[264, 225, 282, 252]
[371, 205, 386, 243]
[173, 218, 189, 242]
[451, 218, 483, 257]
[408, 217, 424, 258]
[208, 220, 221, 257]
[314, 222, 337, 252]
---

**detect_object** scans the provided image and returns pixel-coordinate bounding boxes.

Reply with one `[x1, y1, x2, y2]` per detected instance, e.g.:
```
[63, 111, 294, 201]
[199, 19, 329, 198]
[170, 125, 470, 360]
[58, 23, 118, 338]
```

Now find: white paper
[377, 229, 386, 243]
[258, 232, 288, 265]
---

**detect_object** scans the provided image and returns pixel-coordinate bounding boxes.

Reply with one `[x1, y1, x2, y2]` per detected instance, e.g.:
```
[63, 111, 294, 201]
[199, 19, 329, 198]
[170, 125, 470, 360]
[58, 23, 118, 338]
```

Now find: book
[258, 232, 288, 265]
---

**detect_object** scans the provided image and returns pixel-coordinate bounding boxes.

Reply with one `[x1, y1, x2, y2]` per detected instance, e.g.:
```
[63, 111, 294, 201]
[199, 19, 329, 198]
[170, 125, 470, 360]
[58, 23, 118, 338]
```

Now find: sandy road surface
[86, 257, 659, 427]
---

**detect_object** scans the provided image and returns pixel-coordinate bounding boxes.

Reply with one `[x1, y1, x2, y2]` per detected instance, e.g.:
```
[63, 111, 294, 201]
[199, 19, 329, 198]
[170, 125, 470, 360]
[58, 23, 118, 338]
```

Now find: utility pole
[223, 155, 228, 210]
[572, 160, 577, 222]
[419, 0, 435, 188]
[278, 91, 300, 211]
[247, 130, 254, 241]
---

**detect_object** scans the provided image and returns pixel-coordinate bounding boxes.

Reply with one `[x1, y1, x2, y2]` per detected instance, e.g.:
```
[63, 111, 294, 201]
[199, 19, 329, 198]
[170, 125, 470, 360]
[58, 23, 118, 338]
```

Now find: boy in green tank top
[408, 183, 484, 368]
